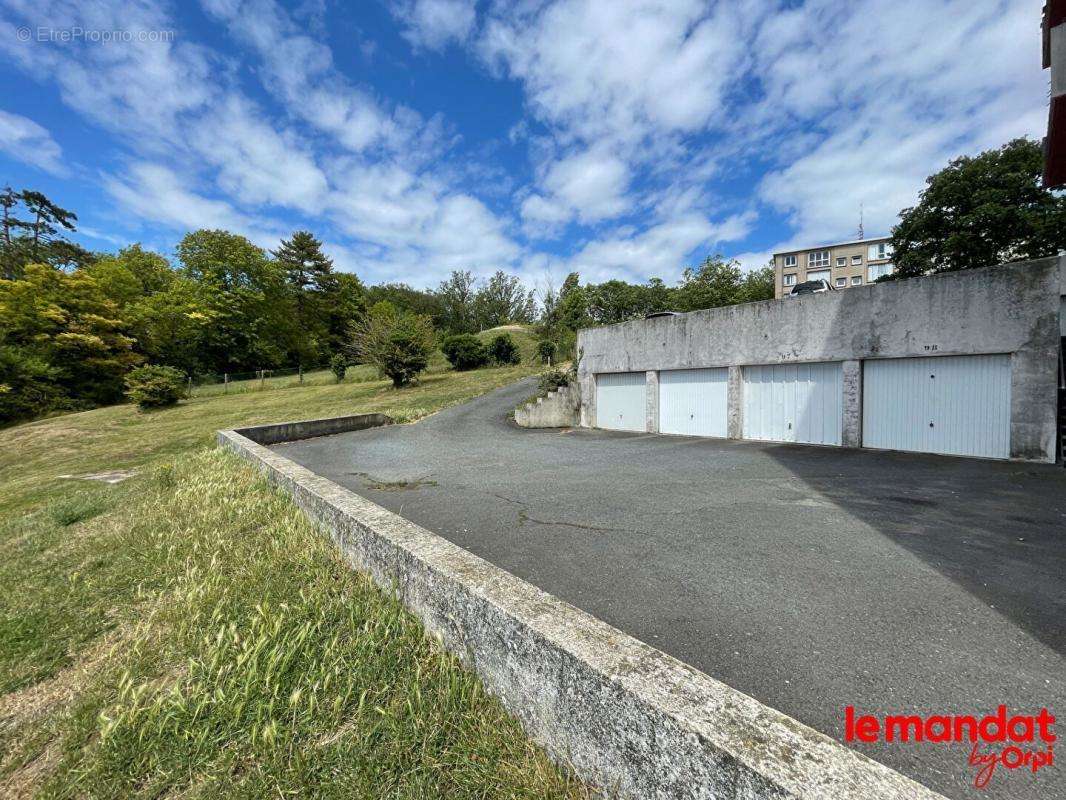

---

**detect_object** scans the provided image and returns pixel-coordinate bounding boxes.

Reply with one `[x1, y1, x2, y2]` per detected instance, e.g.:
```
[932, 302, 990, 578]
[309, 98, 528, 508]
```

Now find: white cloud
[541, 146, 630, 221]
[326, 162, 520, 283]
[750, 0, 1046, 247]
[102, 161, 282, 245]
[481, 0, 750, 147]
[0, 110, 66, 175]
[189, 95, 329, 213]
[0, 2, 218, 147]
[200, 0, 444, 158]
[566, 211, 754, 284]
[392, 0, 478, 51]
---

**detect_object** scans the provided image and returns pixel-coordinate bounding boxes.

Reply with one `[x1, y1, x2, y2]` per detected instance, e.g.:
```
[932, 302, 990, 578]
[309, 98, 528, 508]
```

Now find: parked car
[645, 310, 681, 319]
[787, 279, 835, 298]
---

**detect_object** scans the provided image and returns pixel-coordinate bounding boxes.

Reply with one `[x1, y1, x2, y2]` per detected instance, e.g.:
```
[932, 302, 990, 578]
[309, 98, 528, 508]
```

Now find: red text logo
[844, 705, 1056, 788]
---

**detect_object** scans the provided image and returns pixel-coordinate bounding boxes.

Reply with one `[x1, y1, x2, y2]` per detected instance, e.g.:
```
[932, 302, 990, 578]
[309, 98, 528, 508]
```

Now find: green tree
[0, 263, 140, 408]
[177, 230, 298, 372]
[272, 231, 337, 362]
[327, 272, 367, 356]
[85, 244, 174, 309]
[737, 263, 776, 304]
[349, 301, 434, 388]
[0, 345, 62, 423]
[1, 187, 94, 279]
[474, 270, 535, 329]
[436, 270, 478, 334]
[556, 272, 590, 331]
[586, 279, 669, 324]
[364, 282, 443, 322]
[673, 255, 746, 312]
[891, 138, 1066, 278]
[126, 277, 212, 376]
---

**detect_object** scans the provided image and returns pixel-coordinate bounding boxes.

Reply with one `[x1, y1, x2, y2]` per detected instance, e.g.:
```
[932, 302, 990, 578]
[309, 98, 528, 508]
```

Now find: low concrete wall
[578, 257, 1065, 462]
[514, 385, 579, 428]
[217, 423, 944, 800]
[234, 413, 392, 446]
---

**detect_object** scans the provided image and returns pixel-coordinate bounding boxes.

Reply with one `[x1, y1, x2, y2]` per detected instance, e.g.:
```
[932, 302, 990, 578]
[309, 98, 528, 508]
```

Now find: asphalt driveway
[272, 378, 1066, 800]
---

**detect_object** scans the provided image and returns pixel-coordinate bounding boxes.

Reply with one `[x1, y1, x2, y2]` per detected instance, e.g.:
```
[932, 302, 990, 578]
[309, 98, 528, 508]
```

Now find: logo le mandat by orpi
[845, 705, 1056, 789]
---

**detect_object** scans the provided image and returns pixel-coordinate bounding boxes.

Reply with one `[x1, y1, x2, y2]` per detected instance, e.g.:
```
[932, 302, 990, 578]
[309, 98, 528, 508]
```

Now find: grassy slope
[0, 329, 587, 799]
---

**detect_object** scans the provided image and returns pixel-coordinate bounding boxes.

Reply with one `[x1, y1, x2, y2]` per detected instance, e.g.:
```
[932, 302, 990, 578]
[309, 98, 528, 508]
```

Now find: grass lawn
[0, 336, 591, 799]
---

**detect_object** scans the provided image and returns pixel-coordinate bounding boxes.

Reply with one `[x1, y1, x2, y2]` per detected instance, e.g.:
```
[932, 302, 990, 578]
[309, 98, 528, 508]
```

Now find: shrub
[441, 334, 489, 371]
[329, 353, 347, 382]
[535, 339, 556, 365]
[537, 366, 574, 395]
[349, 302, 435, 388]
[124, 365, 187, 409]
[488, 334, 521, 365]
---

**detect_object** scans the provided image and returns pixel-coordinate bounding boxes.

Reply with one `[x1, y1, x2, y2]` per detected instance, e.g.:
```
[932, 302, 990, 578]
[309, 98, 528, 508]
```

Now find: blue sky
[0, 0, 1047, 291]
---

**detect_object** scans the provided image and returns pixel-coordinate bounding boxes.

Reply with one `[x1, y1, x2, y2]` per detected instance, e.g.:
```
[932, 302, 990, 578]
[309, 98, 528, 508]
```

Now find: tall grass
[10, 452, 587, 799]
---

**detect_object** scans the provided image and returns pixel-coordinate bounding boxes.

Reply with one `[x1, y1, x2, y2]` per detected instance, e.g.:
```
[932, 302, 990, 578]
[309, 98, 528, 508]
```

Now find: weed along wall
[576, 256, 1065, 463]
[218, 417, 946, 799]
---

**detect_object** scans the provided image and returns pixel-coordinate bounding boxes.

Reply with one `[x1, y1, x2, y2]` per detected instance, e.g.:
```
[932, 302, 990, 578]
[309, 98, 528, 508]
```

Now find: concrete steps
[514, 384, 579, 428]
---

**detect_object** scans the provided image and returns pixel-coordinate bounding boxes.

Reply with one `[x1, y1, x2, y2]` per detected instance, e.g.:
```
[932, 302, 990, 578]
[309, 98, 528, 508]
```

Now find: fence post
[187, 376, 193, 396]
[299, 364, 303, 384]
[224, 373, 228, 393]
[259, 370, 265, 390]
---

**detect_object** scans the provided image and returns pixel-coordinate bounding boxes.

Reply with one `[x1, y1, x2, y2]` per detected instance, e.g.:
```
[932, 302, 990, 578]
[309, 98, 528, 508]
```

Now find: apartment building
[773, 236, 895, 299]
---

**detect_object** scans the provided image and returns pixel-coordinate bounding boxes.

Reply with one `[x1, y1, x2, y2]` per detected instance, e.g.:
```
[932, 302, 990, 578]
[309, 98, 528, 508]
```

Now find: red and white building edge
[1044, 1, 1066, 186]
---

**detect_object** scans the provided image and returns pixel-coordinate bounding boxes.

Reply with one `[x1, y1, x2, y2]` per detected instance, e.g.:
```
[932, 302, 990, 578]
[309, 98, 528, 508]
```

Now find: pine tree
[272, 231, 337, 363]
[272, 230, 335, 293]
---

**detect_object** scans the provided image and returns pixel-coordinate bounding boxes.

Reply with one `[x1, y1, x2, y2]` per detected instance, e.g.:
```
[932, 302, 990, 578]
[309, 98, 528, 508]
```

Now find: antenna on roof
[857, 203, 865, 240]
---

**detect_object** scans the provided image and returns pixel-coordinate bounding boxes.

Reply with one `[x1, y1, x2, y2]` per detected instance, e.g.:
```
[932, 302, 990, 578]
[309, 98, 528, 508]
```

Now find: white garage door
[659, 368, 728, 437]
[863, 355, 1011, 459]
[743, 362, 842, 446]
[595, 372, 646, 432]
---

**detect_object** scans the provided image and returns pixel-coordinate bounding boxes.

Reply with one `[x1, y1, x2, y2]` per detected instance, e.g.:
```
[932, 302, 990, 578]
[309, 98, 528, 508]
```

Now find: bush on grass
[329, 354, 347, 382]
[537, 366, 574, 395]
[441, 334, 489, 371]
[124, 365, 187, 410]
[535, 340, 556, 365]
[488, 334, 521, 366]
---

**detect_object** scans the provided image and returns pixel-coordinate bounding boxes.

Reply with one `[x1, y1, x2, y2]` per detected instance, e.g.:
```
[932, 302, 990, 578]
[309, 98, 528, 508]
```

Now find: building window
[867, 262, 894, 282]
[835, 277, 846, 287]
[783, 254, 797, 268]
[836, 256, 846, 267]
[868, 242, 893, 261]
[851, 276, 862, 285]
[851, 255, 862, 264]
[783, 273, 797, 286]
[807, 269, 830, 283]
[808, 250, 830, 268]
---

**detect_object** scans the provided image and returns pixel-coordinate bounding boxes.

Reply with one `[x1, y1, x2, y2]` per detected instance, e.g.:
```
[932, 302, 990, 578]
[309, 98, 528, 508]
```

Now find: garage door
[863, 355, 1011, 459]
[659, 368, 728, 437]
[743, 362, 842, 446]
[595, 372, 646, 432]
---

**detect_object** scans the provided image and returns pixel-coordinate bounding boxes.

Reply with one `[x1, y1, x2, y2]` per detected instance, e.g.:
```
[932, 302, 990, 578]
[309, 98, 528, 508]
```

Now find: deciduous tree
[891, 138, 1066, 277]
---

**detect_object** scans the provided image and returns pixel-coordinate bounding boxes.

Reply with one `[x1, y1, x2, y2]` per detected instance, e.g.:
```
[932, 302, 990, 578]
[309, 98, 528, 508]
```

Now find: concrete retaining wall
[578, 257, 1065, 462]
[217, 419, 944, 800]
[234, 412, 392, 446]
[514, 384, 579, 428]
